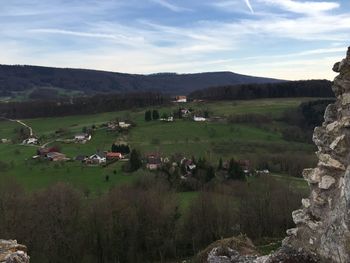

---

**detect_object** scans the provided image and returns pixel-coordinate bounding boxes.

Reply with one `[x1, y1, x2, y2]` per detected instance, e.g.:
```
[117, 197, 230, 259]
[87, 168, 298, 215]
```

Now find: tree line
[0, 92, 168, 119]
[0, 175, 305, 263]
[189, 80, 333, 100]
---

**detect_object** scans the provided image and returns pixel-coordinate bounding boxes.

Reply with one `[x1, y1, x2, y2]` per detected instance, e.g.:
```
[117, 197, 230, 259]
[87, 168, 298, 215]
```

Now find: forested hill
[189, 80, 333, 100]
[0, 64, 282, 97]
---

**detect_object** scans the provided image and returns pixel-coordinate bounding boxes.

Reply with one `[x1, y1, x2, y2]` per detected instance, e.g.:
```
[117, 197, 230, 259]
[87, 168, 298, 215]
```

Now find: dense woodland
[0, 92, 167, 118]
[0, 65, 279, 96]
[0, 176, 304, 263]
[189, 80, 333, 100]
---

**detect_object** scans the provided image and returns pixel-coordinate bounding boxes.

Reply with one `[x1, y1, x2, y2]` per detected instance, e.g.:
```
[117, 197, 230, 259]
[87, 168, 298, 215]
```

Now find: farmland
[0, 98, 318, 194]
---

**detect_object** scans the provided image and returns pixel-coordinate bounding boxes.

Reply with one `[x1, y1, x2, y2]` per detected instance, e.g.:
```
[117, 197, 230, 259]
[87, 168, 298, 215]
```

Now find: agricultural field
[0, 98, 318, 194]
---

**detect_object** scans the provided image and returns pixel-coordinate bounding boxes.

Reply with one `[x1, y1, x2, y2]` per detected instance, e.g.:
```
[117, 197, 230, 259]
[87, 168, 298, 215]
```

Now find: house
[74, 133, 91, 143]
[160, 116, 174, 122]
[37, 147, 58, 157]
[46, 152, 67, 162]
[181, 108, 191, 116]
[175, 96, 187, 103]
[22, 137, 38, 145]
[118, 122, 131, 129]
[238, 160, 251, 171]
[106, 152, 123, 160]
[193, 116, 206, 122]
[87, 153, 106, 164]
[181, 158, 196, 174]
[1, 139, 10, 144]
[75, 155, 88, 162]
[145, 153, 162, 170]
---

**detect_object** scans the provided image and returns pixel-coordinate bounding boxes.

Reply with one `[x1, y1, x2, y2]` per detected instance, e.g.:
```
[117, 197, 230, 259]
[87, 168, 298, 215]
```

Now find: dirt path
[13, 119, 33, 137]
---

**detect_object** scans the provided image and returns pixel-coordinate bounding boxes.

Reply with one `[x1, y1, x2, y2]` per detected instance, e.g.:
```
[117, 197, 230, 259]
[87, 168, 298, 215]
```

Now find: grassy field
[0, 98, 316, 194]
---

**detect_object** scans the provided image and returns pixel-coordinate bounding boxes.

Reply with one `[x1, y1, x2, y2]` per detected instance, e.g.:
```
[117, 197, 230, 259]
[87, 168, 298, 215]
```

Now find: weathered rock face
[0, 240, 30, 263]
[282, 46, 350, 263]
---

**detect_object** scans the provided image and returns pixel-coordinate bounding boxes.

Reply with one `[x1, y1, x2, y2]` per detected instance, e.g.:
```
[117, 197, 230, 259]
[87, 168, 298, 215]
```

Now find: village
[0, 96, 271, 185]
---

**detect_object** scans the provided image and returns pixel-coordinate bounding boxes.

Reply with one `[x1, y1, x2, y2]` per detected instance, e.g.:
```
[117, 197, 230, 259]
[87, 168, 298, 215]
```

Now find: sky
[0, 0, 350, 80]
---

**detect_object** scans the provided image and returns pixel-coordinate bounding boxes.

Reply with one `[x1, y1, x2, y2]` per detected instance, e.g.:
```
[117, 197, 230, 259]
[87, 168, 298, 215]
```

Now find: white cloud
[259, 0, 340, 15]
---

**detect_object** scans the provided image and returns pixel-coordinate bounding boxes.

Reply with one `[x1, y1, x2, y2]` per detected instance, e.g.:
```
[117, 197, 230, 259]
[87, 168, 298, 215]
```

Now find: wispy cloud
[259, 0, 340, 15]
[29, 28, 144, 44]
[244, 0, 254, 13]
[149, 0, 190, 12]
[0, 0, 349, 80]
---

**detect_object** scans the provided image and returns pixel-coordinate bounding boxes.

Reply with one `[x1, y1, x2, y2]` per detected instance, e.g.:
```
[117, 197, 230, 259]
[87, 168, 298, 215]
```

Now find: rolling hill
[0, 64, 282, 98]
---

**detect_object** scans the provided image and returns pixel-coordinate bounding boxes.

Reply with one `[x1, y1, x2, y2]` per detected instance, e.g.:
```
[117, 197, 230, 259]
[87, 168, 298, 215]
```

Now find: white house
[74, 133, 91, 142]
[22, 137, 39, 145]
[88, 153, 106, 164]
[118, 122, 131, 128]
[193, 116, 206, 122]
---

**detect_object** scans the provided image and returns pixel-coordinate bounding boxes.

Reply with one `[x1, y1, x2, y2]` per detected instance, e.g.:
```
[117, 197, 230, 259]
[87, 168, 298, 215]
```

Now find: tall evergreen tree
[152, 110, 160, 120]
[129, 149, 142, 172]
[145, 110, 152, 121]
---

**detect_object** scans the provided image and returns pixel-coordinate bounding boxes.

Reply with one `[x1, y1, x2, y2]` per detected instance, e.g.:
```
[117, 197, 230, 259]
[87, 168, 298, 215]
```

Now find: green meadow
[0, 98, 315, 194]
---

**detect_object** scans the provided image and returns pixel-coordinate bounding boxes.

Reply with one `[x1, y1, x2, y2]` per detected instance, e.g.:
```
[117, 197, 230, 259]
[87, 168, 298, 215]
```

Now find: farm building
[175, 96, 187, 103]
[145, 153, 162, 170]
[46, 152, 67, 162]
[193, 116, 206, 122]
[74, 133, 91, 143]
[106, 152, 123, 160]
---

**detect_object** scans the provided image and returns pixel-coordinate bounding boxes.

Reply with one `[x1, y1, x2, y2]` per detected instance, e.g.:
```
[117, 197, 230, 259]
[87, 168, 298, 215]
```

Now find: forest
[189, 80, 333, 100]
[0, 175, 304, 263]
[0, 92, 167, 118]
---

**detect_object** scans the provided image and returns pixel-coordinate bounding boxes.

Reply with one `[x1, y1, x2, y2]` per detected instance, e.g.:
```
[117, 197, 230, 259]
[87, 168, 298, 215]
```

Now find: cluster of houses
[79, 152, 124, 165]
[33, 146, 125, 165]
[143, 154, 269, 178]
[179, 108, 207, 122]
[107, 121, 132, 131]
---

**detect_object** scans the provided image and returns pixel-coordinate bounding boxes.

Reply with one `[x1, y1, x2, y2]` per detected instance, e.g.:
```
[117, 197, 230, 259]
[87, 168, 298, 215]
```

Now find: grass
[0, 98, 320, 193]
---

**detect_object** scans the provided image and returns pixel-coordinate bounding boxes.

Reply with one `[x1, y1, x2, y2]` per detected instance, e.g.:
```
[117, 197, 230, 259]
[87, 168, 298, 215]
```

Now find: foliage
[190, 80, 333, 101]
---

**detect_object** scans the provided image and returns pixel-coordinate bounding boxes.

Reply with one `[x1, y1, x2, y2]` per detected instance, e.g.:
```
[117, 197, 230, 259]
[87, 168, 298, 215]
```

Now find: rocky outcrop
[0, 240, 29, 263]
[205, 46, 350, 262]
[282, 46, 350, 263]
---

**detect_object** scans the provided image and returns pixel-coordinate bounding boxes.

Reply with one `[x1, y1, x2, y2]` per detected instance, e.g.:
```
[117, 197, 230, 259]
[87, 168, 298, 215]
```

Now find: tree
[152, 110, 160, 120]
[129, 149, 142, 172]
[218, 158, 223, 170]
[228, 158, 245, 181]
[161, 112, 168, 119]
[206, 166, 215, 182]
[145, 110, 152, 121]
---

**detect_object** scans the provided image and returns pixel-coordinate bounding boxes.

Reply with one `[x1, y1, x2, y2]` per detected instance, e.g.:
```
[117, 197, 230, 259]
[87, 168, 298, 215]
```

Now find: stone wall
[0, 240, 29, 263]
[282, 46, 350, 263]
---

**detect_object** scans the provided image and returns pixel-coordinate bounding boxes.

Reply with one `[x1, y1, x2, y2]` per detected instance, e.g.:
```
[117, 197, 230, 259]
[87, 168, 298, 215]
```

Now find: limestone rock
[303, 168, 321, 184]
[317, 153, 345, 170]
[0, 240, 29, 263]
[324, 103, 337, 124]
[318, 175, 336, 190]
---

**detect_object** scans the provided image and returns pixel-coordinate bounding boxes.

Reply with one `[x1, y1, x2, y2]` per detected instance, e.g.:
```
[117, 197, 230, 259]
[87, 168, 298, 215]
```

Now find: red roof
[106, 152, 122, 158]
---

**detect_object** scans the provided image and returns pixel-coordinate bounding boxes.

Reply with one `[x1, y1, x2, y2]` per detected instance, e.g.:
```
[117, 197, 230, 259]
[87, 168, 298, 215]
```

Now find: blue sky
[0, 0, 350, 80]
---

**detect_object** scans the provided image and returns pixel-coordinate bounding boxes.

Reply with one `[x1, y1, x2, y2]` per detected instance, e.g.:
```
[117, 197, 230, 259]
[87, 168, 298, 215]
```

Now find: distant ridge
[0, 64, 282, 97]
